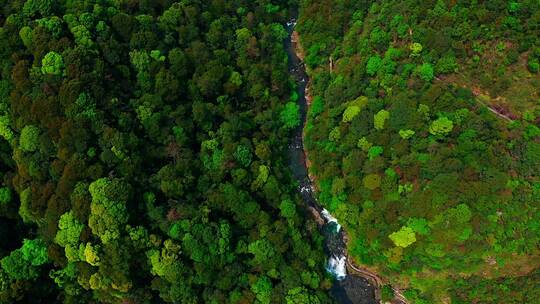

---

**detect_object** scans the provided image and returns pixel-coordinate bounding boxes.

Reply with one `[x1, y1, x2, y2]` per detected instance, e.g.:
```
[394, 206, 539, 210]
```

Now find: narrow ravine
[285, 18, 378, 304]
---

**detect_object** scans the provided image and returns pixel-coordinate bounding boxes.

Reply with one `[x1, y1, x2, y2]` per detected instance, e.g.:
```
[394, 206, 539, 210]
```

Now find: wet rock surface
[331, 276, 377, 304]
[285, 17, 378, 304]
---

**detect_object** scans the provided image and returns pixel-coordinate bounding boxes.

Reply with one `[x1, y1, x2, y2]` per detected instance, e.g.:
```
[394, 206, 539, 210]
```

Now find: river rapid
[285, 18, 378, 304]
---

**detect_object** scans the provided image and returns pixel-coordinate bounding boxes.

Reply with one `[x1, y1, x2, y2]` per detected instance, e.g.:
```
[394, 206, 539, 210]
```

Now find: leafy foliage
[298, 0, 540, 301]
[389, 226, 416, 248]
[280, 101, 301, 129]
[374, 109, 390, 130]
[429, 117, 454, 136]
[342, 105, 361, 122]
[40, 51, 64, 75]
[19, 125, 40, 152]
[0, 1, 334, 302]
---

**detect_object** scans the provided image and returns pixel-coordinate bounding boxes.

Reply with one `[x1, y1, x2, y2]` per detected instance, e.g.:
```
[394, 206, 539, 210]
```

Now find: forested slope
[0, 1, 333, 303]
[297, 0, 540, 303]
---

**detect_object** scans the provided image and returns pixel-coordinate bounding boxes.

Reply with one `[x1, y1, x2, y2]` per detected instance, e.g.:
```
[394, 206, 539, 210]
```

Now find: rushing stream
[285, 18, 378, 304]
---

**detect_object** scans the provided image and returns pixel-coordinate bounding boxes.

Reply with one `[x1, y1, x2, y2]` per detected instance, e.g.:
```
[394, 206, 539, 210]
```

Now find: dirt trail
[434, 75, 515, 122]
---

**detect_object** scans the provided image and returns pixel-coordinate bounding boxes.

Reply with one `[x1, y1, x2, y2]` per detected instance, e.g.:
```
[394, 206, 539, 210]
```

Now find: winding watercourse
[285, 18, 378, 304]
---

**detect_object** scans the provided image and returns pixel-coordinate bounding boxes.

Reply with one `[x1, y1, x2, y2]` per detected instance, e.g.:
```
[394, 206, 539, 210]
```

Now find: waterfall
[327, 255, 347, 280]
[321, 208, 342, 232]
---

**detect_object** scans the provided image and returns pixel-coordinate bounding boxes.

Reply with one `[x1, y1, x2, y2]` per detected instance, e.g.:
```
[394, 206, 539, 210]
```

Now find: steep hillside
[297, 0, 540, 302]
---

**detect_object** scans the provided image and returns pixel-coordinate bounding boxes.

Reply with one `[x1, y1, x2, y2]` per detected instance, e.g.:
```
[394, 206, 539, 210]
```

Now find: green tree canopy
[286, 287, 321, 304]
[18, 26, 33, 48]
[279, 199, 296, 219]
[399, 129, 415, 139]
[1, 239, 48, 280]
[251, 276, 272, 304]
[342, 105, 361, 122]
[55, 211, 84, 247]
[416, 63, 434, 81]
[19, 125, 40, 152]
[280, 101, 301, 130]
[429, 117, 454, 136]
[366, 55, 383, 76]
[374, 109, 390, 130]
[389, 226, 416, 248]
[409, 42, 423, 56]
[234, 145, 252, 167]
[88, 178, 130, 244]
[0, 187, 12, 204]
[368, 146, 383, 160]
[363, 174, 381, 190]
[41, 51, 64, 75]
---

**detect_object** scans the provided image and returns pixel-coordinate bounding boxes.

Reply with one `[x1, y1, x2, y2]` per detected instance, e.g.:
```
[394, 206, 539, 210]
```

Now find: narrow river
[285, 18, 378, 304]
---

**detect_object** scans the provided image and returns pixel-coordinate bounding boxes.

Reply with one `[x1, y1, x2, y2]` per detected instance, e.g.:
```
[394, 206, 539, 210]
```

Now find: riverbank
[289, 22, 408, 304]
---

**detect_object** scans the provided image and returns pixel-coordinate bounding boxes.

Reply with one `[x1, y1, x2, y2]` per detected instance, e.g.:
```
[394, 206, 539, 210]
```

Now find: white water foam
[300, 185, 312, 194]
[321, 208, 341, 232]
[286, 20, 297, 27]
[326, 255, 347, 280]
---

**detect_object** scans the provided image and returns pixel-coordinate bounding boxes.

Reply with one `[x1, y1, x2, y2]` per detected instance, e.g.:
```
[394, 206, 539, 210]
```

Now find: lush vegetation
[297, 0, 540, 303]
[0, 1, 336, 303]
[1, 0, 539, 303]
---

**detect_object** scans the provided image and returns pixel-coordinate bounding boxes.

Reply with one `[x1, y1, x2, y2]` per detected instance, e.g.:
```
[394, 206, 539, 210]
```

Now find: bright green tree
[389, 226, 416, 248]
[329, 127, 341, 142]
[366, 55, 383, 76]
[20, 239, 48, 266]
[368, 146, 383, 160]
[342, 105, 361, 122]
[429, 117, 454, 136]
[1, 250, 39, 280]
[0, 115, 14, 141]
[407, 218, 430, 235]
[280, 102, 301, 129]
[357, 137, 372, 151]
[409, 42, 423, 56]
[41, 51, 64, 75]
[399, 129, 415, 139]
[71, 25, 93, 48]
[88, 178, 130, 244]
[374, 109, 390, 130]
[1, 238, 48, 280]
[416, 63, 434, 81]
[55, 211, 84, 247]
[528, 58, 539, 73]
[19, 26, 33, 48]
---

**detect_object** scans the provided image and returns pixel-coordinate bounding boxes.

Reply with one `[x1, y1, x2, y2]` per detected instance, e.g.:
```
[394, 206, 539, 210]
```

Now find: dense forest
[0, 0, 539, 303]
[297, 0, 539, 303]
[0, 0, 335, 303]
